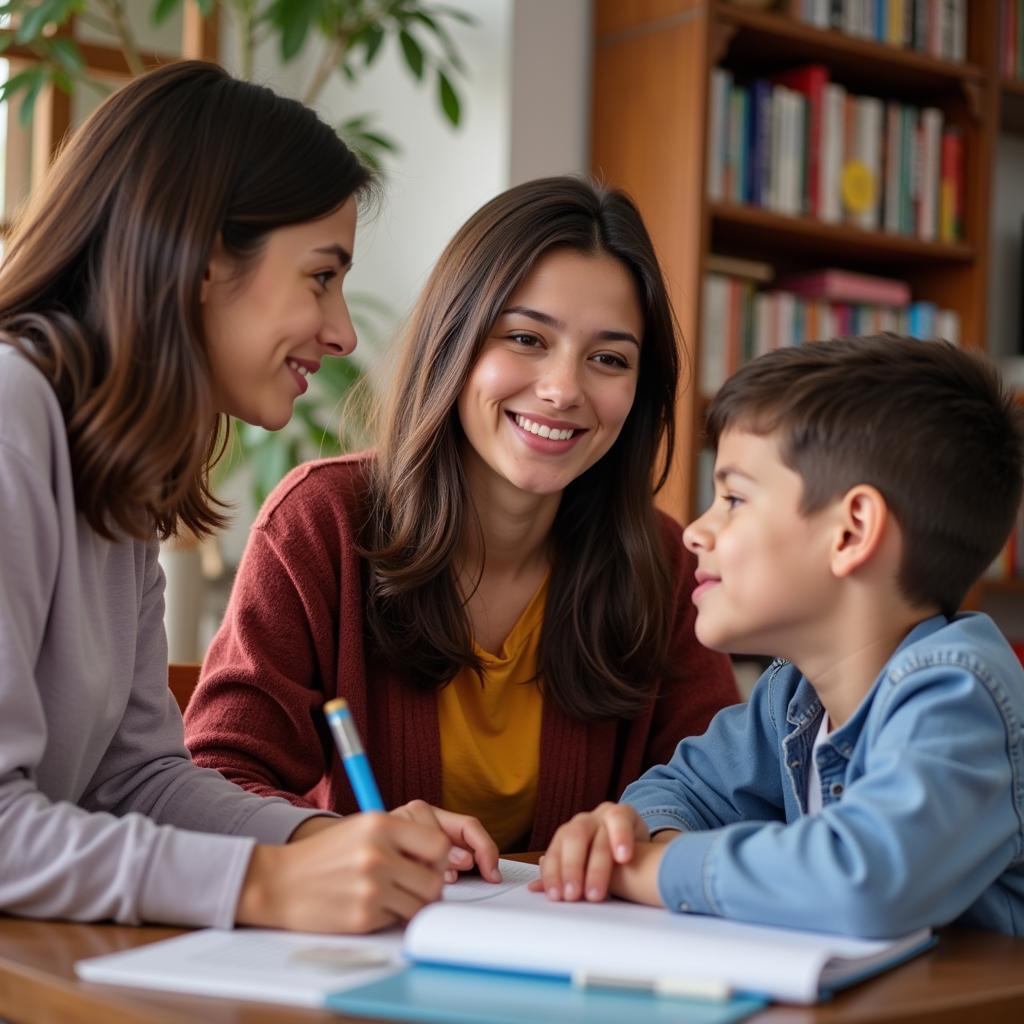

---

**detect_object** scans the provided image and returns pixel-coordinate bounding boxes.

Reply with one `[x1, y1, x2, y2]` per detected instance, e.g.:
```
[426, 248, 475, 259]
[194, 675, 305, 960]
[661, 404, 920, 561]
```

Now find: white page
[406, 883, 930, 1005]
[76, 927, 404, 1006]
[75, 859, 540, 1006]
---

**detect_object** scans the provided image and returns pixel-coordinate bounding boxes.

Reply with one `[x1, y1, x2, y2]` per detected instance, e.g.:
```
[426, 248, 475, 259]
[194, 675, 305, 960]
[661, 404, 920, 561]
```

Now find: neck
[457, 454, 560, 582]
[789, 593, 941, 729]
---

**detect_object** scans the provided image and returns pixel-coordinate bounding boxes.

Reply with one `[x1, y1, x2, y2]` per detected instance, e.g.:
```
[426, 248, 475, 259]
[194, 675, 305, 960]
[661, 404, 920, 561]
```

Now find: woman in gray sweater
[0, 61, 494, 934]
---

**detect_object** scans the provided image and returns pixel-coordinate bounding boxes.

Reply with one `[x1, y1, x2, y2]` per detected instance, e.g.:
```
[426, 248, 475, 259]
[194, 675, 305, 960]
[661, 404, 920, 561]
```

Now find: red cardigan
[185, 455, 739, 850]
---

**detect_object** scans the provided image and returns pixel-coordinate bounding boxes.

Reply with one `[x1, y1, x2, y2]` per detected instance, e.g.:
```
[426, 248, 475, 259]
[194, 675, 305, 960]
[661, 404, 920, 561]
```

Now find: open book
[401, 878, 933, 1006]
[76, 859, 931, 1011]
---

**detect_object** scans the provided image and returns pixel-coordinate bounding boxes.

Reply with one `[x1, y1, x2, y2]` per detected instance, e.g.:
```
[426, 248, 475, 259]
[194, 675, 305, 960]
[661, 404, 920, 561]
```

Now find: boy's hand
[528, 802, 649, 903]
[236, 811, 450, 933]
[391, 799, 502, 885]
[609, 841, 670, 907]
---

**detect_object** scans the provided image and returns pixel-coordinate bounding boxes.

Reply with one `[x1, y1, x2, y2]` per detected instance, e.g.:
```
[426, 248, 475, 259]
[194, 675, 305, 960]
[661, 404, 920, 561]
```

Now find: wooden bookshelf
[591, 0, 1004, 521]
[1002, 78, 1024, 134]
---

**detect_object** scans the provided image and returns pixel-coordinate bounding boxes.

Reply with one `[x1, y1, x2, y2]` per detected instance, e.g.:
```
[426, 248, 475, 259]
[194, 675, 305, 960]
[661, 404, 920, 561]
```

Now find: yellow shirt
[438, 579, 546, 852]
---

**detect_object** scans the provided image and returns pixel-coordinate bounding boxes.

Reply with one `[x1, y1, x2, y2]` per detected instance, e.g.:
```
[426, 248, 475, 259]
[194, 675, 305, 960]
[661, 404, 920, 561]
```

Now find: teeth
[287, 359, 309, 377]
[514, 414, 575, 441]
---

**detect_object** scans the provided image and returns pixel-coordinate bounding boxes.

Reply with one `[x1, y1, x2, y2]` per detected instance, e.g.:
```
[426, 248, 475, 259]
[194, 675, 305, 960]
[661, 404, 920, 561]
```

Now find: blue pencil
[324, 698, 385, 812]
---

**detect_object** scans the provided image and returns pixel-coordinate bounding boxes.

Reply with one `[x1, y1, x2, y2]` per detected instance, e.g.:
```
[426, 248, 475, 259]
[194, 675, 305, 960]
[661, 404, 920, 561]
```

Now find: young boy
[533, 334, 1024, 937]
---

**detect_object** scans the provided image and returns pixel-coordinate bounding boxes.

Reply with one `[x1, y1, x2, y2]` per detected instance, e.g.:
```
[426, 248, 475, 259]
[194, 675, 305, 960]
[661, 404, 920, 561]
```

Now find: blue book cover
[326, 965, 768, 1024]
[748, 79, 772, 208]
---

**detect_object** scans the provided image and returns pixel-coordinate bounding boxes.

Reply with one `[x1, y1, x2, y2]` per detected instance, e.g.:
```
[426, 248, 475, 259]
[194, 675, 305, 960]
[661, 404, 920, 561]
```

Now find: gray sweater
[0, 344, 318, 928]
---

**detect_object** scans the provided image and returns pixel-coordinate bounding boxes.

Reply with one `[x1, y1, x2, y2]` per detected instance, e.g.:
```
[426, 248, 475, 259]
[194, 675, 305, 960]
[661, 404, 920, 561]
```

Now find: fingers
[399, 802, 501, 882]
[604, 805, 646, 863]
[441, 811, 501, 882]
[583, 826, 615, 901]
[379, 811, 451, 872]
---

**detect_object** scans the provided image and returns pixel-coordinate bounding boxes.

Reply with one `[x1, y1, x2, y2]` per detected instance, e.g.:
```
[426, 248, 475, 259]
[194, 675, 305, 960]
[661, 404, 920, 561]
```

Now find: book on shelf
[705, 63, 963, 243]
[700, 267, 960, 391]
[785, 0, 965, 62]
[1002, 1, 1024, 79]
[774, 268, 910, 305]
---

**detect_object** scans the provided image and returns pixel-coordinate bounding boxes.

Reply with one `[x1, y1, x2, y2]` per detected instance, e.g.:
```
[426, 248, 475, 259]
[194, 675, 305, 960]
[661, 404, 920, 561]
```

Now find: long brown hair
[0, 60, 371, 540]
[362, 176, 679, 720]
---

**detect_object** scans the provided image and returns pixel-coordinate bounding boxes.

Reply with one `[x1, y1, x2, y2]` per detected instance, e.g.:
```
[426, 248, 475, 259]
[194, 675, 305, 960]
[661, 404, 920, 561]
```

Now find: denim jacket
[621, 613, 1024, 938]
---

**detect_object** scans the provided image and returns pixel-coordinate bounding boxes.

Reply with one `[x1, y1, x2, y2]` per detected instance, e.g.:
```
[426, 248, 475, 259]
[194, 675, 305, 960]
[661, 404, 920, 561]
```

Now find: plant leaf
[47, 36, 84, 73]
[151, 0, 181, 25]
[265, 0, 321, 61]
[398, 29, 424, 80]
[437, 68, 459, 125]
[16, 0, 68, 43]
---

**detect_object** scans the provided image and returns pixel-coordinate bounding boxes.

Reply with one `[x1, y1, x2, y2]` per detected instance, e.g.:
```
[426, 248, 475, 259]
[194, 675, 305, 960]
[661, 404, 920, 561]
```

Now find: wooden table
[2, 914, 1023, 1024]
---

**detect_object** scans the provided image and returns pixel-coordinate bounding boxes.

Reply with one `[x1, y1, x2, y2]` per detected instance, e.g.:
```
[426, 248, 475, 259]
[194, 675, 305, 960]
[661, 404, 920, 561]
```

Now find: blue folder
[325, 964, 768, 1024]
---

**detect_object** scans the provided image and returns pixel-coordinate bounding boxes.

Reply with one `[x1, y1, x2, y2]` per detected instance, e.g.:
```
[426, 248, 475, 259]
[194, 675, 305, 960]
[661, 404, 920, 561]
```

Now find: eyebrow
[715, 465, 759, 486]
[314, 244, 352, 266]
[501, 305, 640, 346]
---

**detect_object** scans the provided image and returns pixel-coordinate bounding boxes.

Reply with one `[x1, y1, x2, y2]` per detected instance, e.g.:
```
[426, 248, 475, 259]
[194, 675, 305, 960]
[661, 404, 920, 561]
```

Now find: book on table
[76, 858, 932, 1020]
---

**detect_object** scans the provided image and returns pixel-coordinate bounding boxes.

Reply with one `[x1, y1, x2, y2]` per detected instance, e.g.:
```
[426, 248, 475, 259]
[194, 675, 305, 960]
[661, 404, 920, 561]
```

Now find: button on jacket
[622, 613, 1024, 938]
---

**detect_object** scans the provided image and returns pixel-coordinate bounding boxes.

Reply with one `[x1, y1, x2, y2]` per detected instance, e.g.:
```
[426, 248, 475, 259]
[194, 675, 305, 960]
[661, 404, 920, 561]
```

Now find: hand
[391, 800, 502, 884]
[527, 802, 649, 903]
[235, 811, 450, 933]
[609, 841, 669, 907]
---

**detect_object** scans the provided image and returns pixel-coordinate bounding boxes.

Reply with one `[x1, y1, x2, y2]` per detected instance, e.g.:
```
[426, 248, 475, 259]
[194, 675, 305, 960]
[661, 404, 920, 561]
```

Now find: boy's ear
[830, 485, 891, 578]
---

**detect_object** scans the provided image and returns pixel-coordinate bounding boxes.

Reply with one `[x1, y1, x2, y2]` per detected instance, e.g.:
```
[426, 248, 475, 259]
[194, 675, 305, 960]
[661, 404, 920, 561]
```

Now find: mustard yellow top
[438, 578, 546, 852]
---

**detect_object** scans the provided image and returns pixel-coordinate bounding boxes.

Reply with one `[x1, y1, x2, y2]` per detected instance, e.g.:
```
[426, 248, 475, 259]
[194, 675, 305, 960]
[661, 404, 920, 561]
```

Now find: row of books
[1002, 0, 1024, 79]
[699, 262, 960, 393]
[707, 65, 963, 241]
[786, 0, 966, 61]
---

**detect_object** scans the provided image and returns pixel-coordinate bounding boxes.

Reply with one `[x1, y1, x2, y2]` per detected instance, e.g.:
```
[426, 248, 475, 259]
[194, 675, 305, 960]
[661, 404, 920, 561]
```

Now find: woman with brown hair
[186, 176, 739, 858]
[0, 60, 487, 936]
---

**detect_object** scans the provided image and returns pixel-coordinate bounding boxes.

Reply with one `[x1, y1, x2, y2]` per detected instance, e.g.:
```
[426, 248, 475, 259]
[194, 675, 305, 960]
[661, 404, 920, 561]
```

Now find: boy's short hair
[705, 334, 1024, 616]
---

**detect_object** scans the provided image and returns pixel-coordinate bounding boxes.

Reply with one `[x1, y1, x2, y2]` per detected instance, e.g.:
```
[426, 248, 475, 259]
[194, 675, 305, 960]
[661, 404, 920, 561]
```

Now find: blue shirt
[621, 613, 1024, 937]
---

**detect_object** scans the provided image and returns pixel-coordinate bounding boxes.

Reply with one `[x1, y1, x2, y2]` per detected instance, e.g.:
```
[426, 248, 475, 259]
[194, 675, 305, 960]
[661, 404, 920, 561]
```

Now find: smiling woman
[185, 176, 741, 859]
[0, 60, 489, 939]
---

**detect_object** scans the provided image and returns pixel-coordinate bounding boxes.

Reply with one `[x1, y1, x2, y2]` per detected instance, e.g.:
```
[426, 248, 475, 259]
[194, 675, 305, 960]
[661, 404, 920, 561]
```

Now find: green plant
[0, 0, 474, 505]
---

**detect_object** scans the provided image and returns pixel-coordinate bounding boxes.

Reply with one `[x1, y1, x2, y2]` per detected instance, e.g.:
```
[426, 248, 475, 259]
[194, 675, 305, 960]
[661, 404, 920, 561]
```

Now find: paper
[442, 859, 538, 901]
[74, 858, 540, 1006]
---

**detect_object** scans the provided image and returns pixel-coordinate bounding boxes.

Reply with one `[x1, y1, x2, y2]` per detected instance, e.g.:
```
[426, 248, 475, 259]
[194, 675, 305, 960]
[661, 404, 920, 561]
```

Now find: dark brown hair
[706, 334, 1024, 615]
[0, 60, 372, 540]
[361, 176, 680, 720]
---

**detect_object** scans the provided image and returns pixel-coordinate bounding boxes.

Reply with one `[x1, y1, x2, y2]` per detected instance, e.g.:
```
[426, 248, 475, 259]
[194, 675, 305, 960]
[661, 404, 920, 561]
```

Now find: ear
[200, 235, 229, 305]
[830, 484, 890, 579]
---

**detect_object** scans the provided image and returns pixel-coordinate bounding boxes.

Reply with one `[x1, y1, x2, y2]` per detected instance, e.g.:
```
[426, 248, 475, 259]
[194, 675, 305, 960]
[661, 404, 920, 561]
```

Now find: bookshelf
[591, 0, 1004, 525]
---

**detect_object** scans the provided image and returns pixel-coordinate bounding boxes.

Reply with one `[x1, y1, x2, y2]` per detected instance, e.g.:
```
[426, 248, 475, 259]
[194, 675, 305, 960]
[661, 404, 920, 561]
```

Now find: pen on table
[571, 969, 732, 1002]
[324, 698, 385, 812]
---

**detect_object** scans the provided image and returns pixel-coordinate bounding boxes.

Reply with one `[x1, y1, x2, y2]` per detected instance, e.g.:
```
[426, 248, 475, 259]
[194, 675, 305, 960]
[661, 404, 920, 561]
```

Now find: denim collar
[784, 614, 951, 747]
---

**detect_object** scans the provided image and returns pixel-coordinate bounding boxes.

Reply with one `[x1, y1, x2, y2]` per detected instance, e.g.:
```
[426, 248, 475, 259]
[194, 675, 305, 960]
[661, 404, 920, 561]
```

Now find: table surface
[2, 911, 1023, 1024]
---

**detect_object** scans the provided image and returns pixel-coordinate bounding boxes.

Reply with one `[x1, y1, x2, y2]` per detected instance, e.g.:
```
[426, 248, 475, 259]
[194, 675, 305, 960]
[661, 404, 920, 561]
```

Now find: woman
[186, 176, 739, 853]
[0, 61, 489, 937]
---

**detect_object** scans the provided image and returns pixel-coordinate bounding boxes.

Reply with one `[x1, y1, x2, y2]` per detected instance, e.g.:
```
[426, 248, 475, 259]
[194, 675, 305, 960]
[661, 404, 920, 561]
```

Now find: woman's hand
[235, 811, 450, 933]
[391, 799, 502, 884]
[527, 802, 650, 903]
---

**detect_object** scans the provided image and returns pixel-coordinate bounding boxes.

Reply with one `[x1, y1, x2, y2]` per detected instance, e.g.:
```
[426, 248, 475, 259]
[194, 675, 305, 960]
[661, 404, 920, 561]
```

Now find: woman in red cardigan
[185, 176, 738, 867]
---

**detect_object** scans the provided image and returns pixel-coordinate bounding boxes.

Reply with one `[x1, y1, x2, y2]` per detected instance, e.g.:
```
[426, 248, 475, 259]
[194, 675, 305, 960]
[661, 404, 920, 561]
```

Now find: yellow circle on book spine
[841, 161, 875, 215]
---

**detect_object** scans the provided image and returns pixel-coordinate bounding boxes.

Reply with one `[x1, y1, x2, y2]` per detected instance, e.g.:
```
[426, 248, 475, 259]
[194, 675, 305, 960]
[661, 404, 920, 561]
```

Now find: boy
[533, 334, 1024, 937]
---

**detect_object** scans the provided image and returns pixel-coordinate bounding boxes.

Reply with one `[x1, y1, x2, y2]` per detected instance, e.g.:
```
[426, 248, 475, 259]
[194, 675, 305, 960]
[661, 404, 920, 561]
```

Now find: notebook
[76, 858, 932, 1013]
[392, 877, 933, 1006]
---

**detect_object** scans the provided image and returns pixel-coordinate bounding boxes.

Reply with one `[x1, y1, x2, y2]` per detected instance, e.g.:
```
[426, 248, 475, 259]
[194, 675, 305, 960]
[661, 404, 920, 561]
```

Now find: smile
[286, 358, 312, 377]
[512, 413, 578, 441]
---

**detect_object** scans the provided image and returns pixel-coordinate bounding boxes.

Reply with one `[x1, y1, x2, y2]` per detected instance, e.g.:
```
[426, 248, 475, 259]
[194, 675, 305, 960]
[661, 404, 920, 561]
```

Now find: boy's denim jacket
[621, 613, 1024, 938]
